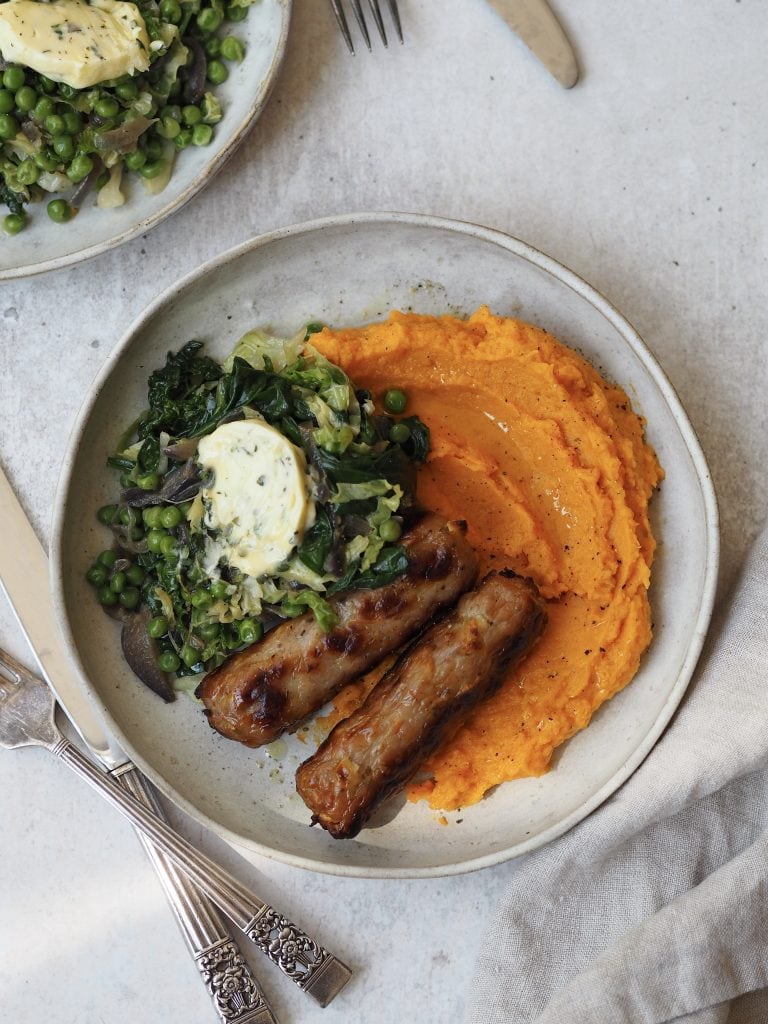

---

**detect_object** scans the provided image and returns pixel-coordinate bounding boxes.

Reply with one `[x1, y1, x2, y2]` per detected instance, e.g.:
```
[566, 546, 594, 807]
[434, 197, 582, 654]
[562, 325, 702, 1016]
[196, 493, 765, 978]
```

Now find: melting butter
[197, 420, 315, 580]
[0, 0, 150, 89]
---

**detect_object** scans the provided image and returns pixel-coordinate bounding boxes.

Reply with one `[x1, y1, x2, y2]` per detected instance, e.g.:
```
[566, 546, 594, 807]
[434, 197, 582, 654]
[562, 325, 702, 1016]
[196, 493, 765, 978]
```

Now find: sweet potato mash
[312, 307, 663, 810]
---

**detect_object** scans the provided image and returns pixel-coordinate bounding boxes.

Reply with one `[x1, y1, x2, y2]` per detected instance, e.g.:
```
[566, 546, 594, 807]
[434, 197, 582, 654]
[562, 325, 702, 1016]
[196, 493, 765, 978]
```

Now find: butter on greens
[89, 325, 430, 684]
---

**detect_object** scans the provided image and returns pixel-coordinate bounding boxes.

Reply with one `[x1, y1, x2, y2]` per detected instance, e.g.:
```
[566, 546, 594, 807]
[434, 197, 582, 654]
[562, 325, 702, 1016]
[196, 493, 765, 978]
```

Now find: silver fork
[329, 0, 403, 53]
[0, 646, 352, 1009]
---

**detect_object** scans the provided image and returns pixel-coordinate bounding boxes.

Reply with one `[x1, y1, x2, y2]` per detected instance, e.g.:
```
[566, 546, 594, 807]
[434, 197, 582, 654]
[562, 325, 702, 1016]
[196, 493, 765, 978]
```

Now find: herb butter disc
[0, 0, 150, 89]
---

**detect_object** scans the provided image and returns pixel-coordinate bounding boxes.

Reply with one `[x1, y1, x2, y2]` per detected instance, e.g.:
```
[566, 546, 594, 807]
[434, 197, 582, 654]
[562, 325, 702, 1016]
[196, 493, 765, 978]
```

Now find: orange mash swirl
[311, 307, 663, 810]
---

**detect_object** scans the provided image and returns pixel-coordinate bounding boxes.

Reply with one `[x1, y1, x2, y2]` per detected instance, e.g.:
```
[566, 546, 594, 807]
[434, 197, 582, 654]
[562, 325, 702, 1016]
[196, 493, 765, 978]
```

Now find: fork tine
[0, 646, 27, 686]
[330, 0, 355, 54]
[367, 0, 388, 46]
[350, 0, 372, 50]
[386, 0, 403, 43]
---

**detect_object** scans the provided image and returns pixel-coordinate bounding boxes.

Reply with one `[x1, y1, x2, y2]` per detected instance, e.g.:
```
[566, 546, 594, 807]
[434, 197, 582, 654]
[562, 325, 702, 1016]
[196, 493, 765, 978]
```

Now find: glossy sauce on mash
[311, 307, 663, 811]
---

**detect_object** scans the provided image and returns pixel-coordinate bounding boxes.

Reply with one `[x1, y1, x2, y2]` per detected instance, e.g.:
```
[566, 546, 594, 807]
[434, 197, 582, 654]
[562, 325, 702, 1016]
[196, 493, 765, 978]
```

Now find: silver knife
[485, 0, 579, 88]
[0, 462, 278, 1024]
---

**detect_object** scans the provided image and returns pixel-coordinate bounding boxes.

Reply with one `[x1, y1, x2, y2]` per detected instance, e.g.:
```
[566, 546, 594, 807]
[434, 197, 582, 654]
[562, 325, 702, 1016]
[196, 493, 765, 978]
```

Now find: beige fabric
[467, 523, 768, 1024]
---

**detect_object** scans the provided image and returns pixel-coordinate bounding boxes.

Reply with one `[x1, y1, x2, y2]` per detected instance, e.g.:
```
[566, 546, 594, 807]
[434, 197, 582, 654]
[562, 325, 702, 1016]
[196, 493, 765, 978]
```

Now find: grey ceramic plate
[0, 0, 290, 280]
[51, 213, 719, 877]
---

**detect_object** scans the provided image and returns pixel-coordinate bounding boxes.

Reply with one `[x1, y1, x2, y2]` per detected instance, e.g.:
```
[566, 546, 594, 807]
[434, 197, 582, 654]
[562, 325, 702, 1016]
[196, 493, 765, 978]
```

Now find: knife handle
[113, 763, 278, 1024]
[51, 737, 352, 1007]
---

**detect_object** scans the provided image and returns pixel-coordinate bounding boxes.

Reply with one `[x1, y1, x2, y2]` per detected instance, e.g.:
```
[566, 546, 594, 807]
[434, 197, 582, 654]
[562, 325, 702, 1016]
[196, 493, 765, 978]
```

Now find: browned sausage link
[295, 570, 547, 839]
[197, 513, 479, 747]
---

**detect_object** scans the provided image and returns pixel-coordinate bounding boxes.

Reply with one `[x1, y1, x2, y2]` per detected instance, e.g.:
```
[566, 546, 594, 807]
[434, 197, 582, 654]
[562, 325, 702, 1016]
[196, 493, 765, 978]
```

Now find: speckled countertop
[1, 2, 766, 1022]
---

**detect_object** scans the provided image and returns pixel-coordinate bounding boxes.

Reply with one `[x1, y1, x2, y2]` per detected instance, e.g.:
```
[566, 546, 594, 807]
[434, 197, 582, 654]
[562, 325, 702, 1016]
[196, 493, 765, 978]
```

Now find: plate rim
[49, 211, 720, 878]
[0, 0, 292, 282]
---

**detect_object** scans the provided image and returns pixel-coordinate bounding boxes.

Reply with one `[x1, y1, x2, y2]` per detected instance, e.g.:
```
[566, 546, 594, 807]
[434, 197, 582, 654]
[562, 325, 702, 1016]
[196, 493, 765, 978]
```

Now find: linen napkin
[467, 520, 768, 1024]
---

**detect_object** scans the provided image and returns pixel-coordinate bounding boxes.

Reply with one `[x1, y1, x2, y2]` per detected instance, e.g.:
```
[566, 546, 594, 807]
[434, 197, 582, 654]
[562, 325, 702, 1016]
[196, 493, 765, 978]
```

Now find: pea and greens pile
[86, 326, 430, 697]
[0, 0, 254, 235]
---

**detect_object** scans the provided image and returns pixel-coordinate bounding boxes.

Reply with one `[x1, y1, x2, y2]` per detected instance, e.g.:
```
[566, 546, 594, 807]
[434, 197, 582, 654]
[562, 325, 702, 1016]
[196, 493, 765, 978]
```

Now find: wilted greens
[85, 325, 430, 692]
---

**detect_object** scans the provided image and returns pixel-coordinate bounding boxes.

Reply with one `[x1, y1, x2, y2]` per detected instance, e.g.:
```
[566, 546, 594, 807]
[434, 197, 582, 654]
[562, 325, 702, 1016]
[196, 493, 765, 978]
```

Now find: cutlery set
[1, 4, 581, 1020]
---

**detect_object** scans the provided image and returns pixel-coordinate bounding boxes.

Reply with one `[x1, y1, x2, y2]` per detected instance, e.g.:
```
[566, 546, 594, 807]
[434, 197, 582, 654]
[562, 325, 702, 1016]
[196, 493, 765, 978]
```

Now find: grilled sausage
[197, 513, 479, 747]
[295, 570, 547, 839]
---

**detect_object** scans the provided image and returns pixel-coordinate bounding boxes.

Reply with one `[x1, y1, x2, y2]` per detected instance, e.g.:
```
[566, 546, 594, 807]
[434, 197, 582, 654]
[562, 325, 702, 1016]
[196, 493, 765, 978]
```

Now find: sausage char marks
[196, 513, 479, 747]
[295, 570, 547, 839]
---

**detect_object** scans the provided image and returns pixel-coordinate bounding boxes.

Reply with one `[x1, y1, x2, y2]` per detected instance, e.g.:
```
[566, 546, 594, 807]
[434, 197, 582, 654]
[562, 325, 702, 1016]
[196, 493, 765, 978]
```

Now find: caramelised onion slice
[121, 458, 201, 508]
[121, 608, 175, 703]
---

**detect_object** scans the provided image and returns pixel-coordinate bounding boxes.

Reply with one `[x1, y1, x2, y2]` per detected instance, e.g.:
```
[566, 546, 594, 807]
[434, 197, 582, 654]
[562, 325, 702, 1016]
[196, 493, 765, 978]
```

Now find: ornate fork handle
[114, 764, 277, 1023]
[53, 738, 352, 1008]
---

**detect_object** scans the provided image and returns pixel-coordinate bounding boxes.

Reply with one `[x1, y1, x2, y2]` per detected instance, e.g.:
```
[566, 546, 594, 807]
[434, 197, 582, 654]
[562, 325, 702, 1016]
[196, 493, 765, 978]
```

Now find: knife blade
[484, 0, 579, 89]
[0, 461, 278, 1024]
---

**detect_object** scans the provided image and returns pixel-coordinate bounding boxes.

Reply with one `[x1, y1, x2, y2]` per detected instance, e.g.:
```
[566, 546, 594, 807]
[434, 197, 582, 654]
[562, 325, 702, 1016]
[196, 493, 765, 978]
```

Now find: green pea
[142, 505, 163, 528]
[144, 135, 165, 157]
[197, 6, 223, 31]
[207, 59, 228, 85]
[157, 651, 180, 673]
[52, 135, 75, 161]
[148, 615, 169, 639]
[109, 571, 127, 594]
[146, 529, 166, 553]
[126, 563, 145, 585]
[389, 422, 411, 444]
[227, 3, 248, 20]
[139, 159, 165, 179]
[210, 580, 229, 600]
[136, 472, 161, 490]
[67, 153, 94, 183]
[0, 89, 14, 114]
[159, 0, 182, 20]
[180, 643, 200, 668]
[85, 564, 108, 586]
[224, 628, 242, 650]
[237, 618, 263, 645]
[44, 113, 65, 135]
[220, 36, 245, 62]
[119, 587, 141, 610]
[191, 123, 213, 146]
[33, 96, 55, 121]
[115, 79, 139, 101]
[383, 388, 407, 414]
[38, 76, 57, 94]
[159, 104, 181, 121]
[35, 148, 59, 172]
[97, 549, 118, 568]
[198, 621, 220, 641]
[179, 500, 194, 517]
[181, 104, 202, 125]
[94, 95, 119, 118]
[156, 115, 180, 140]
[379, 518, 402, 542]
[62, 110, 82, 134]
[0, 114, 19, 141]
[97, 585, 119, 606]
[204, 36, 222, 58]
[58, 82, 77, 99]
[119, 505, 138, 526]
[159, 534, 177, 559]
[16, 159, 38, 186]
[174, 128, 192, 150]
[160, 506, 182, 529]
[97, 504, 119, 525]
[129, 525, 145, 542]
[2, 67, 25, 92]
[190, 588, 212, 609]
[14, 85, 37, 113]
[2, 213, 26, 236]
[124, 148, 147, 171]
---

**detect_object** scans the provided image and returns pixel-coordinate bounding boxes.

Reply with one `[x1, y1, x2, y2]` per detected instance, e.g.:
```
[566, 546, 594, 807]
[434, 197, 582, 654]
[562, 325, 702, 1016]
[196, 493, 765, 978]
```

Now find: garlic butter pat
[197, 420, 316, 580]
[0, 0, 150, 89]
